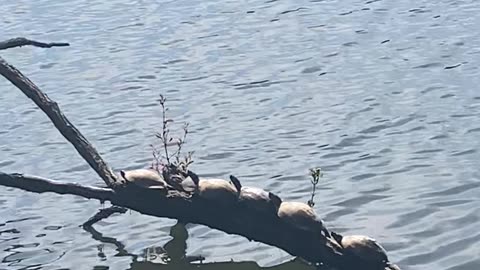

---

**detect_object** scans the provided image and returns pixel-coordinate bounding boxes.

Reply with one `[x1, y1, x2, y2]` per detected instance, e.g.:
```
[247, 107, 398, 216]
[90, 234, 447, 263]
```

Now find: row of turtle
[120, 169, 328, 235]
[120, 168, 399, 270]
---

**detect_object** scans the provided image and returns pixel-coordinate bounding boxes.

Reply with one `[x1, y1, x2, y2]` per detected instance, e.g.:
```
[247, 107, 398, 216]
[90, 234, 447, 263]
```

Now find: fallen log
[0, 172, 344, 267]
[0, 38, 400, 270]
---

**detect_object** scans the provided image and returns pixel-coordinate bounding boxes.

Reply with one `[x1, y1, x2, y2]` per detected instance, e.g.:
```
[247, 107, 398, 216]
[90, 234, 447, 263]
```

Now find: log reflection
[82, 210, 322, 270]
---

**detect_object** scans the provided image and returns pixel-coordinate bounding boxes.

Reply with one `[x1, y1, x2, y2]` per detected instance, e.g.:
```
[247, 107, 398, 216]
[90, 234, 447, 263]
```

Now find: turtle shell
[340, 235, 388, 266]
[277, 201, 325, 232]
[121, 169, 168, 189]
[197, 178, 238, 203]
[239, 187, 277, 212]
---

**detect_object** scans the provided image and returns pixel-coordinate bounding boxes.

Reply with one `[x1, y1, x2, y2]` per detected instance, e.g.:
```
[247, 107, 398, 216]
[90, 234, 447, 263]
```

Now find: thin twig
[150, 144, 163, 172]
[158, 95, 171, 165]
[308, 168, 322, 207]
[173, 123, 189, 164]
[0, 37, 69, 51]
[152, 95, 194, 178]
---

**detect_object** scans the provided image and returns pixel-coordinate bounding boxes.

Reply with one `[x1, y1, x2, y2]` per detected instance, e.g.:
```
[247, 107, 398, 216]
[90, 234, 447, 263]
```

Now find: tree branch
[0, 172, 115, 201]
[0, 55, 119, 188]
[0, 37, 69, 51]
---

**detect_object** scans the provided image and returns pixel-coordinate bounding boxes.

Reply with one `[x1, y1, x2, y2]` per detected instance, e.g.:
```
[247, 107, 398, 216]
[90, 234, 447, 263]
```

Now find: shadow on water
[84, 220, 316, 270]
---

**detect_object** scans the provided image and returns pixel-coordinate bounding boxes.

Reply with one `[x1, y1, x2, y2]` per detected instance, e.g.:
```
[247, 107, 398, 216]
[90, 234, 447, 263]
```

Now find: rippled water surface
[1, 0, 480, 269]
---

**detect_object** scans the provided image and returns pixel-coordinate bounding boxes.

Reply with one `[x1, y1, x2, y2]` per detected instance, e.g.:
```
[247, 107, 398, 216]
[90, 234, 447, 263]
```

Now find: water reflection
[83, 214, 315, 270]
[129, 259, 314, 270]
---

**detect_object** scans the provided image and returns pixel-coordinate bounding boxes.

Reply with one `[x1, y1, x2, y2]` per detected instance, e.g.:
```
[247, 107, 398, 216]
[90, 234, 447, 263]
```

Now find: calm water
[1, 0, 480, 269]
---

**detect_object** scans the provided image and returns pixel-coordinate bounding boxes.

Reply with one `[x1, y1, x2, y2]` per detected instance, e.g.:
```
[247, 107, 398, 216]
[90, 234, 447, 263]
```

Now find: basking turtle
[230, 175, 282, 213]
[187, 172, 240, 203]
[120, 169, 169, 190]
[160, 164, 216, 195]
[332, 233, 401, 270]
[277, 201, 330, 237]
[161, 164, 191, 191]
[197, 178, 239, 203]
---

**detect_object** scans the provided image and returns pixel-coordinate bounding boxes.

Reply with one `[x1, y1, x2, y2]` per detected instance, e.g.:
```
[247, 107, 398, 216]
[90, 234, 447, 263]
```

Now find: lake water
[1, 0, 480, 269]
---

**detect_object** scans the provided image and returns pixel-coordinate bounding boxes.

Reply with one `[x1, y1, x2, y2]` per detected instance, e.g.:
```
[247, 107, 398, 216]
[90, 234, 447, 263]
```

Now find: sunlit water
[1, 0, 480, 269]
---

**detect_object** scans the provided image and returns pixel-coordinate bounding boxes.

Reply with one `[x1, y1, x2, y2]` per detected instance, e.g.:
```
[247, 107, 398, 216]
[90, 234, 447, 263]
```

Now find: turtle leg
[330, 231, 344, 245]
[322, 227, 332, 238]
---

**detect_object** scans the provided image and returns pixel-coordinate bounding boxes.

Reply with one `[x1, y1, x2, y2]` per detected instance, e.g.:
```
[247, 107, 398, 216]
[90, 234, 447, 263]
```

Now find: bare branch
[0, 37, 69, 51]
[150, 144, 163, 172]
[0, 172, 115, 201]
[172, 122, 189, 164]
[159, 95, 171, 165]
[0, 56, 119, 187]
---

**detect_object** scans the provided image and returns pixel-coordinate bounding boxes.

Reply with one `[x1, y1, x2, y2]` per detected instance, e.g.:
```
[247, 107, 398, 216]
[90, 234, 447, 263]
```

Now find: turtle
[277, 201, 330, 237]
[331, 232, 401, 270]
[230, 175, 282, 214]
[187, 172, 240, 204]
[161, 163, 192, 191]
[155, 164, 200, 194]
[120, 169, 169, 190]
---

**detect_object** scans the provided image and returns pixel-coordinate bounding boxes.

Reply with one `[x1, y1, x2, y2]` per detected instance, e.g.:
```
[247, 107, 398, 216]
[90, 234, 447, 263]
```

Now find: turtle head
[268, 192, 282, 209]
[229, 175, 242, 193]
[187, 170, 200, 185]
